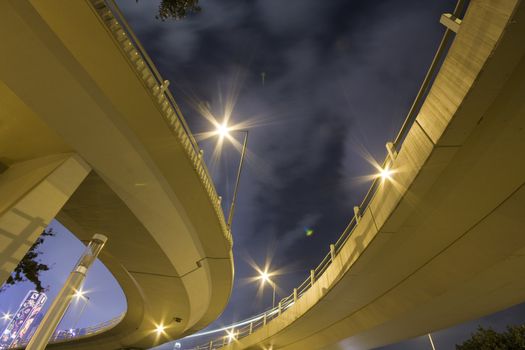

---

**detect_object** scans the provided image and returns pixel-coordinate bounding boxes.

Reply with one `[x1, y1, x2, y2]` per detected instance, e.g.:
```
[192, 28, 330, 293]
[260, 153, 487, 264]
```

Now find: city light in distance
[1, 312, 12, 321]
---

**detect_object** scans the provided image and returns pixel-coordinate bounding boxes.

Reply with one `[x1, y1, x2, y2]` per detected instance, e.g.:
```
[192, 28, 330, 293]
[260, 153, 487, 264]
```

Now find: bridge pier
[0, 153, 90, 285]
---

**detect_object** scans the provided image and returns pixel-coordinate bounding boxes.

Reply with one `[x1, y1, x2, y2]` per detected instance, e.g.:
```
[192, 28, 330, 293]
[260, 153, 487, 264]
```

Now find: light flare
[226, 329, 237, 343]
[155, 324, 166, 336]
[378, 166, 393, 180]
[73, 288, 86, 300]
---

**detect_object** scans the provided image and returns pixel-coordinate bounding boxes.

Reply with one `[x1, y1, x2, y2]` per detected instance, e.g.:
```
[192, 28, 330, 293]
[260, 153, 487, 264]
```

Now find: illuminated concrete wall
[0, 154, 90, 285]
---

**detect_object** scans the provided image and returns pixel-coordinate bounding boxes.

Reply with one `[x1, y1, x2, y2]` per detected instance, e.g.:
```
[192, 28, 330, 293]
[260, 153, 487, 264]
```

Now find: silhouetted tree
[456, 325, 525, 349]
[1, 229, 54, 293]
[136, 0, 201, 21]
[157, 0, 201, 20]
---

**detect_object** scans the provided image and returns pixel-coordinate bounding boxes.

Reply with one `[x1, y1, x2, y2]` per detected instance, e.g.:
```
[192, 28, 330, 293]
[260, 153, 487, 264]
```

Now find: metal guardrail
[14, 313, 125, 348]
[88, 0, 232, 247]
[191, 0, 467, 348]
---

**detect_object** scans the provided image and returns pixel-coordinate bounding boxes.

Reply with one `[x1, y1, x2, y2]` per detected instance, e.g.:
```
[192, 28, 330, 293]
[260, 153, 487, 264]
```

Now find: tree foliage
[155, 0, 201, 21]
[456, 325, 525, 350]
[2, 229, 54, 293]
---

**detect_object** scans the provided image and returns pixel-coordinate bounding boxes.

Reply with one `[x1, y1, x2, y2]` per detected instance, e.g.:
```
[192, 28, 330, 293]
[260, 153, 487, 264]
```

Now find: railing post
[310, 269, 315, 286]
[249, 321, 253, 334]
[278, 301, 282, 315]
[293, 288, 298, 303]
[263, 313, 267, 326]
[330, 244, 336, 261]
[209, 340, 213, 349]
[440, 13, 462, 33]
[353, 206, 361, 223]
[159, 79, 170, 94]
[386, 141, 398, 161]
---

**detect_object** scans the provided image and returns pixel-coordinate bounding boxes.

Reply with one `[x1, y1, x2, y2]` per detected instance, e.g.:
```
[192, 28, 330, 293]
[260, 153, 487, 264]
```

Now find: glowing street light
[72, 290, 90, 329]
[155, 324, 166, 336]
[258, 270, 277, 309]
[379, 166, 392, 181]
[73, 289, 85, 300]
[226, 329, 236, 343]
[260, 271, 271, 284]
[1, 312, 12, 322]
[217, 123, 230, 138]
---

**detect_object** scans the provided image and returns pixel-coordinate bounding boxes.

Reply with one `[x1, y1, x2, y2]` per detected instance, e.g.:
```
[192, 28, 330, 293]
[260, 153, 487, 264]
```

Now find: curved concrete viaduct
[0, 0, 233, 349]
[207, 1, 525, 349]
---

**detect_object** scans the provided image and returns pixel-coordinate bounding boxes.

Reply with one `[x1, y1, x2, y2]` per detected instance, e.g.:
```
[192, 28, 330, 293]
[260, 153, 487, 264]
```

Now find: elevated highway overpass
[0, 0, 233, 349]
[193, 0, 525, 349]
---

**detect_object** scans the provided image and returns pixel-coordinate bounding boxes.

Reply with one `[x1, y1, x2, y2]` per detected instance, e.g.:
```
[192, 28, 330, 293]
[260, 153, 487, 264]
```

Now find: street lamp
[1, 312, 12, 322]
[258, 270, 277, 309]
[73, 289, 86, 300]
[428, 333, 437, 350]
[155, 324, 166, 336]
[213, 122, 249, 230]
[26, 234, 107, 350]
[378, 166, 392, 180]
[72, 290, 90, 329]
[226, 328, 237, 343]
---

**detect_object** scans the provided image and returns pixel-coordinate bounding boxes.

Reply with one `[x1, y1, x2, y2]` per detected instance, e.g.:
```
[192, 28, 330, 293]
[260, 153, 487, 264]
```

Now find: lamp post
[214, 122, 249, 231]
[26, 234, 107, 350]
[259, 271, 276, 309]
[428, 333, 437, 350]
[227, 130, 248, 230]
[72, 291, 90, 330]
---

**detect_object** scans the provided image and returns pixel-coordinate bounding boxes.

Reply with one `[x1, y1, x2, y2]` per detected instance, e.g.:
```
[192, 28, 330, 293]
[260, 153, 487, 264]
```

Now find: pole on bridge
[428, 333, 437, 350]
[353, 206, 361, 223]
[386, 141, 397, 161]
[26, 234, 107, 350]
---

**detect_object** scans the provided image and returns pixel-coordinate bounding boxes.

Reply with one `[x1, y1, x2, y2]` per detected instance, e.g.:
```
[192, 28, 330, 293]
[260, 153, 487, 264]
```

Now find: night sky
[1, 0, 525, 349]
[115, 0, 458, 323]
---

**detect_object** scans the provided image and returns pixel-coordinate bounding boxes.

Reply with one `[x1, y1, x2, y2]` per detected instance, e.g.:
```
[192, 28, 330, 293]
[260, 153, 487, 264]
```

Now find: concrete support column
[0, 154, 91, 284]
